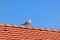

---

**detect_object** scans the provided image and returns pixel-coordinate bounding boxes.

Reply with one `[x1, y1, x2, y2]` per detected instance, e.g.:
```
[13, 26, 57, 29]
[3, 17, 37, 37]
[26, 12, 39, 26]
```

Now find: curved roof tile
[0, 24, 60, 40]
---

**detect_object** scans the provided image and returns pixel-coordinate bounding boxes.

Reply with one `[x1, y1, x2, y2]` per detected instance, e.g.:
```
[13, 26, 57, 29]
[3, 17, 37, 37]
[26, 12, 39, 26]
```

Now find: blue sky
[0, 0, 60, 30]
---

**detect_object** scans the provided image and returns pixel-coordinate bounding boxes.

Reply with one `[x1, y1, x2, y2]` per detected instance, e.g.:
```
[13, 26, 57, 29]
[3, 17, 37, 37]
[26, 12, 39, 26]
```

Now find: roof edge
[0, 24, 60, 32]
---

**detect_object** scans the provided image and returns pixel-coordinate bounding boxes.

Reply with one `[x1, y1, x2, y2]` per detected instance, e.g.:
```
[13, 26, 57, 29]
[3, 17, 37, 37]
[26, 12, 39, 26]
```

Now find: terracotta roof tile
[0, 24, 60, 40]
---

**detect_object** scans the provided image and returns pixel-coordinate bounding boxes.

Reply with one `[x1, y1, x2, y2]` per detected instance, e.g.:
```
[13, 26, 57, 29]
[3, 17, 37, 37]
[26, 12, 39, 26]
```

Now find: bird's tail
[21, 24, 25, 26]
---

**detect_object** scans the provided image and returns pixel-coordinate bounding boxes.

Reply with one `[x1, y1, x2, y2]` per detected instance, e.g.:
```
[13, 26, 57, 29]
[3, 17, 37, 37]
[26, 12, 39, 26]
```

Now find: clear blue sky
[0, 0, 60, 30]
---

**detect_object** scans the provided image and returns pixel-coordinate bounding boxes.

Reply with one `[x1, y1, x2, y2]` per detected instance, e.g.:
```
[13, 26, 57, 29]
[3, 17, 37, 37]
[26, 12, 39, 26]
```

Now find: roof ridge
[0, 24, 60, 32]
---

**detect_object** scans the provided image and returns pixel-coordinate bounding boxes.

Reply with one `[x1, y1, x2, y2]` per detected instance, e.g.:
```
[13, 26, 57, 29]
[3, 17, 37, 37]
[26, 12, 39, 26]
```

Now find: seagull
[22, 19, 32, 26]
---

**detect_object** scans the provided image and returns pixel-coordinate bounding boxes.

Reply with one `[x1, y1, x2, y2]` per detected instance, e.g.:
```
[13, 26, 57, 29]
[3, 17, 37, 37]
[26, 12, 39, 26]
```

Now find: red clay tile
[0, 24, 60, 40]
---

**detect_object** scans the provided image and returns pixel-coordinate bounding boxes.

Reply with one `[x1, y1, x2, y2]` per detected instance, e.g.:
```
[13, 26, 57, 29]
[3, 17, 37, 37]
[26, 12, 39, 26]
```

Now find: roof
[0, 24, 60, 40]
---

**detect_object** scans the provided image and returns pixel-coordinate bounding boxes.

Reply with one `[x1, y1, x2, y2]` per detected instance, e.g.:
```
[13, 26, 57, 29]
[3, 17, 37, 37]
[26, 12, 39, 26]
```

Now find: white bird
[22, 19, 32, 26]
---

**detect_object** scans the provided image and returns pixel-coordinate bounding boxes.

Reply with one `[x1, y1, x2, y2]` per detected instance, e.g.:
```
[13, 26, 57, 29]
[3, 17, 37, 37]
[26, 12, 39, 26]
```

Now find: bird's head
[27, 18, 32, 23]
